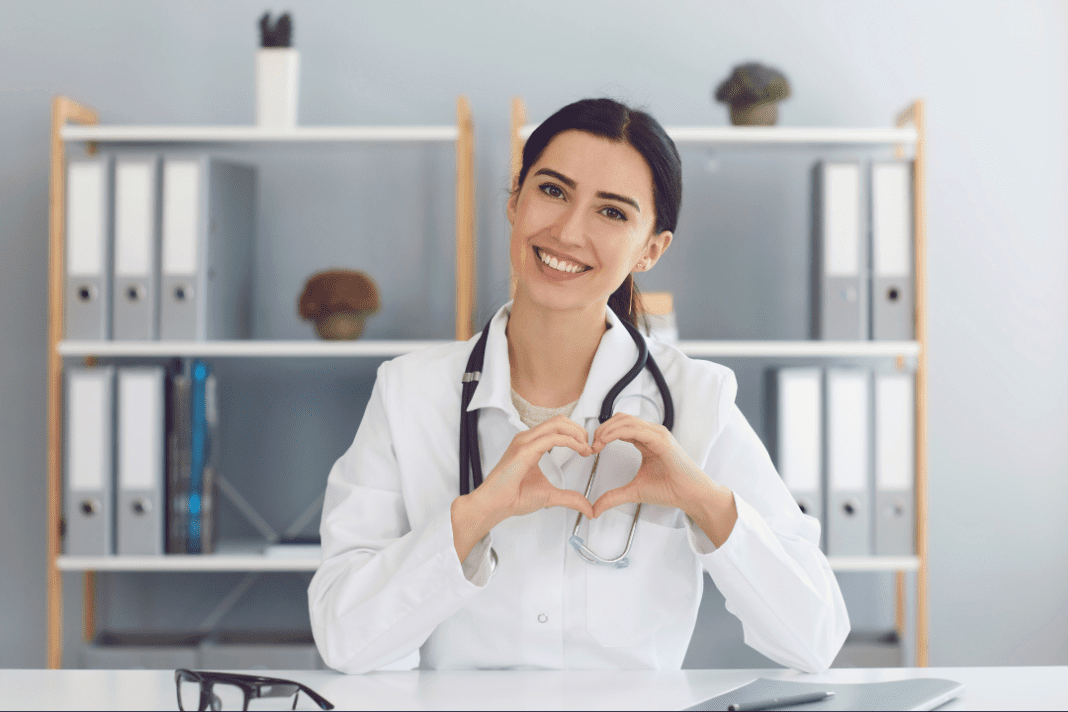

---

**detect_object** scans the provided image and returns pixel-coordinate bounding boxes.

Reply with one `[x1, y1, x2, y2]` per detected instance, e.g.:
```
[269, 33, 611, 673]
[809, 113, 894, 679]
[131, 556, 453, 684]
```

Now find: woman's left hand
[589, 413, 738, 547]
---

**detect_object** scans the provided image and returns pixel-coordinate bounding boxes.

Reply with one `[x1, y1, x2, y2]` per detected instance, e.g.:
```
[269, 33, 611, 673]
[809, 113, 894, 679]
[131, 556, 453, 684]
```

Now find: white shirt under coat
[308, 303, 850, 673]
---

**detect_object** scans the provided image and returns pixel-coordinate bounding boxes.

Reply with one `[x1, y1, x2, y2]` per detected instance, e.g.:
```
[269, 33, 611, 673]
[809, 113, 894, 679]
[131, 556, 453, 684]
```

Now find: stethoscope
[459, 310, 674, 568]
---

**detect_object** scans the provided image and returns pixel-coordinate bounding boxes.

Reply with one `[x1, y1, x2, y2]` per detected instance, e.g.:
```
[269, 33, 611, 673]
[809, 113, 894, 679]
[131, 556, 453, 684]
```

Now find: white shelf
[677, 341, 920, 358]
[61, 124, 458, 143]
[519, 124, 917, 145]
[55, 547, 916, 573]
[827, 556, 920, 572]
[58, 339, 918, 359]
[58, 339, 449, 358]
[56, 542, 319, 572]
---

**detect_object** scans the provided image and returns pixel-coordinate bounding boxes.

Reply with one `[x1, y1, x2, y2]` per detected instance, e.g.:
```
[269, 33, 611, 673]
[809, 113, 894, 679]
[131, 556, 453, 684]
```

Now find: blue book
[187, 360, 217, 554]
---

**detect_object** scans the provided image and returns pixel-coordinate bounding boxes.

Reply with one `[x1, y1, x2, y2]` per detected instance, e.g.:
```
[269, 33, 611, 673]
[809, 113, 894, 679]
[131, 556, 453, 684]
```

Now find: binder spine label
[65, 367, 116, 556]
[66, 157, 113, 340]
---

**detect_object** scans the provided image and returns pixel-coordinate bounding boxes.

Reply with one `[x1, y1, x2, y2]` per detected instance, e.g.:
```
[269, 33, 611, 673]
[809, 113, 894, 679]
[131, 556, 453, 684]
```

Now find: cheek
[600, 232, 648, 272]
[519, 197, 562, 231]
[627, 239, 644, 261]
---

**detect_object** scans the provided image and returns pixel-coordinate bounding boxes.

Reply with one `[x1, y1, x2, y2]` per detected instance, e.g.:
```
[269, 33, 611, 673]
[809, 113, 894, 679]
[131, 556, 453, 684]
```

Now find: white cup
[256, 48, 300, 127]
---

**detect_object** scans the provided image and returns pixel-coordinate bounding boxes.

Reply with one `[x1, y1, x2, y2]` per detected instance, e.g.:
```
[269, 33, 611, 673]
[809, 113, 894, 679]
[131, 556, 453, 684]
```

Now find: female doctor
[308, 98, 850, 674]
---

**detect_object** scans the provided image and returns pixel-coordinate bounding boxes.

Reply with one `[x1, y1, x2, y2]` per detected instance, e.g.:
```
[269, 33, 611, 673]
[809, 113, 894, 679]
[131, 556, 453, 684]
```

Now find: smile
[534, 246, 591, 274]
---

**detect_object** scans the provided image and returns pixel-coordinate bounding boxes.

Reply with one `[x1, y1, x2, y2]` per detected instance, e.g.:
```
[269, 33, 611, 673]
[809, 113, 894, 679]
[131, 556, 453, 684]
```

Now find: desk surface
[2, 666, 1065, 711]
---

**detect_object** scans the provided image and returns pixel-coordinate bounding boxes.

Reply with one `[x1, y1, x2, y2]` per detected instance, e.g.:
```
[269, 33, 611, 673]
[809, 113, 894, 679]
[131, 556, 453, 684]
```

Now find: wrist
[682, 480, 738, 549]
[451, 491, 502, 562]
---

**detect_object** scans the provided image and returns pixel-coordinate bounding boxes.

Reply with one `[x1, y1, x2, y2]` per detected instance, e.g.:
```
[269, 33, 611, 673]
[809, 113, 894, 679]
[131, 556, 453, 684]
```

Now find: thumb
[544, 487, 595, 520]
[592, 484, 639, 518]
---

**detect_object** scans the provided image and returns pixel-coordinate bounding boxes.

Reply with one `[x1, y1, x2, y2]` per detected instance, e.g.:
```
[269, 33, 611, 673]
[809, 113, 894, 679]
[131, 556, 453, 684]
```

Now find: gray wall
[2, 0, 1066, 668]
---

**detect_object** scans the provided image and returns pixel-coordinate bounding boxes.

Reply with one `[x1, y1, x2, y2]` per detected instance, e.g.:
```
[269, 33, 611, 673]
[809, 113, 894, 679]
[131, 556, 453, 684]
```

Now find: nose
[553, 203, 586, 247]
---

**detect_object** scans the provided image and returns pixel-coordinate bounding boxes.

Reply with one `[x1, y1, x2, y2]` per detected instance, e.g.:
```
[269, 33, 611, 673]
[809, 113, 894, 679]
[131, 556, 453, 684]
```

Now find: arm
[691, 402, 851, 673]
[309, 366, 595, 674]
[589, 365, 849, 673]
[308, 370, 485, 674]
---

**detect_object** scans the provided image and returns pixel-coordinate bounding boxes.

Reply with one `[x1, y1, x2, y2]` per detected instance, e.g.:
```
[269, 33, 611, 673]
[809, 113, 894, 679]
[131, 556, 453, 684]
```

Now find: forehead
[533, 130, 654, 206]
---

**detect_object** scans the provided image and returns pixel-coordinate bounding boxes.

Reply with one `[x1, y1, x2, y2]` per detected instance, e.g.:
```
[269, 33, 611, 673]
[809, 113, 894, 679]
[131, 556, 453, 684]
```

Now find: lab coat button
[537, 614, 548, 623]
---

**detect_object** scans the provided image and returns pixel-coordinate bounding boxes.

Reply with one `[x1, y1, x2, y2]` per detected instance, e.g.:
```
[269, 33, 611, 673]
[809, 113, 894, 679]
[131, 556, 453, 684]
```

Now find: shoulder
[366, 339, 475, 451]
[648, 339, 737, 403]
[376, 339, 472, 398]
[648, 339, 738, 444]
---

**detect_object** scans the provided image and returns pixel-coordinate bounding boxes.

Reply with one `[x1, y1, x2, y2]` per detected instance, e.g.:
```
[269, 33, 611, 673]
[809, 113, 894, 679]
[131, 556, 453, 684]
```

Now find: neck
[507, 292, 608, 408]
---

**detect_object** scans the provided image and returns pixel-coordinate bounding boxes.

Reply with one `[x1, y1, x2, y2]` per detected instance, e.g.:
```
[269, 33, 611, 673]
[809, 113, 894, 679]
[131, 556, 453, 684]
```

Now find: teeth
[537, 248, 585, 274]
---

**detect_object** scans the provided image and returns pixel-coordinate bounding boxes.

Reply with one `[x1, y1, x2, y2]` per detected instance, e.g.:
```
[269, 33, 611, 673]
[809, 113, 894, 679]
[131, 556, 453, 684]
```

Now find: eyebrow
[532, 168, 641, 213]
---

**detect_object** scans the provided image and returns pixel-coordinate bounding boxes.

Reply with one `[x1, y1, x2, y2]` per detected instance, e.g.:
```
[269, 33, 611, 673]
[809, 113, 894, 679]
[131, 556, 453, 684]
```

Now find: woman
[308, 98, 849, 673]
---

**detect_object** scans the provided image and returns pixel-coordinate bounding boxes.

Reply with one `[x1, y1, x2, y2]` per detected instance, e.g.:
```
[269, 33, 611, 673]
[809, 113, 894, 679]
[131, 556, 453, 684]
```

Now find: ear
[633, 230, 673, 272]
[506, 176, 520, 225]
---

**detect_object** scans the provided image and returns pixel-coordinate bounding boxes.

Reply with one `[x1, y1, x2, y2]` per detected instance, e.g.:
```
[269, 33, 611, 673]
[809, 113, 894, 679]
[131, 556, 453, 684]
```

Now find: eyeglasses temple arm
[296, 683, 334, 710]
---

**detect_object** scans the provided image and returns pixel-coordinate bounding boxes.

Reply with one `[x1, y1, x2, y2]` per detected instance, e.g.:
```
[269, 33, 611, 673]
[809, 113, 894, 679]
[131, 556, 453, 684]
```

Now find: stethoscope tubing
[459, 310, 674, 497]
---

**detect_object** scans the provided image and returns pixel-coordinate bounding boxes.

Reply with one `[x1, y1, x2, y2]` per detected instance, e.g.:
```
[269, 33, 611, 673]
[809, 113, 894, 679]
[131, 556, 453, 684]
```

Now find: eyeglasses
[175, 669, 334, 711]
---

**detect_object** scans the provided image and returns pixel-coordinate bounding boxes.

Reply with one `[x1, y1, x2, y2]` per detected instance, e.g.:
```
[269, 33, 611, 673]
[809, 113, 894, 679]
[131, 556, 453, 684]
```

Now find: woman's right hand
[451, 415, 594, 561]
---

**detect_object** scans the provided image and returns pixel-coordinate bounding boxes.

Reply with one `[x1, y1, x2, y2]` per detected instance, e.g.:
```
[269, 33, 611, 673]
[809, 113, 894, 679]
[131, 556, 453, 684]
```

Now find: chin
[517, 277, 602, 315]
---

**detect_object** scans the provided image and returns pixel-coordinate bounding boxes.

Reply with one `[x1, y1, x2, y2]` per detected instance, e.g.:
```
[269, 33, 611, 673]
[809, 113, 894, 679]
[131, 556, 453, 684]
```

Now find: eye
[600, 206, 627, 222]
[539, 183, 565, 199]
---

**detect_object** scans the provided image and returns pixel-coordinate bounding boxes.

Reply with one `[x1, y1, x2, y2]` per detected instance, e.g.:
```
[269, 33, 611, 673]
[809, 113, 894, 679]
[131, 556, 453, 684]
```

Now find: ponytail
[608, 274, 648, 334]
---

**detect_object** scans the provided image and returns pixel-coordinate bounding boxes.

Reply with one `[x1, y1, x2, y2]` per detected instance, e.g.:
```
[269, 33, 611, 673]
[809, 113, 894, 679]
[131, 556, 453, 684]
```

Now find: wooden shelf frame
[897, 99, 929, 667]
[48, 96, 98, 670]
[511, 98, 930, 666]
[46, 96, 477, 668]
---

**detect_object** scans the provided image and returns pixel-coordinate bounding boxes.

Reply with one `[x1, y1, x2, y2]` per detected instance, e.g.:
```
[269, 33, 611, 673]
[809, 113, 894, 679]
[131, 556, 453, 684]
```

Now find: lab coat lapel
[465, 303, 515, 419]
[552, 307, 642, 471]
[462, 303, 651, 479]
[466, 303, 643, 424]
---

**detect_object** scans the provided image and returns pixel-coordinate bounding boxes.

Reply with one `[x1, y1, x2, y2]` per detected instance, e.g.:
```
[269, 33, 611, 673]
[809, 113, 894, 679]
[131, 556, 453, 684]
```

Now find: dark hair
[514, 98, 682, 329]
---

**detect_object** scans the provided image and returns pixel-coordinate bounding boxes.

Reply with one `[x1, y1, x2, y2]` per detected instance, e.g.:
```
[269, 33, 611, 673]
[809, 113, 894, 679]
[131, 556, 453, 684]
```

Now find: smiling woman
[510, 98, 681, 332]
[308, 98, 850, 675]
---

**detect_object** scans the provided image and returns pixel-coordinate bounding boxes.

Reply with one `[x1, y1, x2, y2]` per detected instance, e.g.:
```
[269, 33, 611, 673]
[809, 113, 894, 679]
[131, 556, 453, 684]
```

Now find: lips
[533, 246, 592, 274]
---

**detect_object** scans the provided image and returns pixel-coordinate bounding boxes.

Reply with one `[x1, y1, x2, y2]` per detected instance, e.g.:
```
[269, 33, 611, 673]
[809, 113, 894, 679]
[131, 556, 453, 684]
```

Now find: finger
[592, 411, 635, 433]
[523, 432, 593, 460]
[529, 414, 592, 444]
[593, 419, 662, 452]
[543, 486, 595, 519]
[592, 412, 643, 442]
[592, 484, 640, 518]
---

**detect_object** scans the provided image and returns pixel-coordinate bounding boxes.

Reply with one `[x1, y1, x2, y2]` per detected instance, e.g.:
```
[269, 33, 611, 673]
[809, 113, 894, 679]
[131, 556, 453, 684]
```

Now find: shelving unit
[46, 96, 477, 669]
[510, 97, 929, 665]
[46, 92, 929, 670]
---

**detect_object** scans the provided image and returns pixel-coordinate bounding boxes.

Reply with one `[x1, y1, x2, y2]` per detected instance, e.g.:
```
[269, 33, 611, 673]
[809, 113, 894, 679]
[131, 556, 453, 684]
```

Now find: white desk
[2, 667, 1065, 711]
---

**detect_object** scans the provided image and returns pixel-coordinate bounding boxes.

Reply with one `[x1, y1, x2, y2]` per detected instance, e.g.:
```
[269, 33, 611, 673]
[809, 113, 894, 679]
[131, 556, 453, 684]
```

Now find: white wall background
[1, 0, 1066, 668]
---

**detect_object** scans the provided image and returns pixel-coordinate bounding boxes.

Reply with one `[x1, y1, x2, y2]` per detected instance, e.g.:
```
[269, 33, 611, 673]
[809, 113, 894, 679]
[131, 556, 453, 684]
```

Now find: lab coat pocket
[584, 509, 700, 649]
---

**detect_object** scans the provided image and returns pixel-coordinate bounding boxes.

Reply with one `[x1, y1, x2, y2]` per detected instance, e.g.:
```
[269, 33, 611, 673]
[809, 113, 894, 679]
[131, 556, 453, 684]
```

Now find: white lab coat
[309, 303, 850, 673]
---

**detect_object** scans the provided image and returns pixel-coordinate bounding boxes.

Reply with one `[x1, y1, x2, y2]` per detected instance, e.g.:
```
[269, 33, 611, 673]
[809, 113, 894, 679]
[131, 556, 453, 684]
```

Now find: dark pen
[727, 690, 834, 711]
